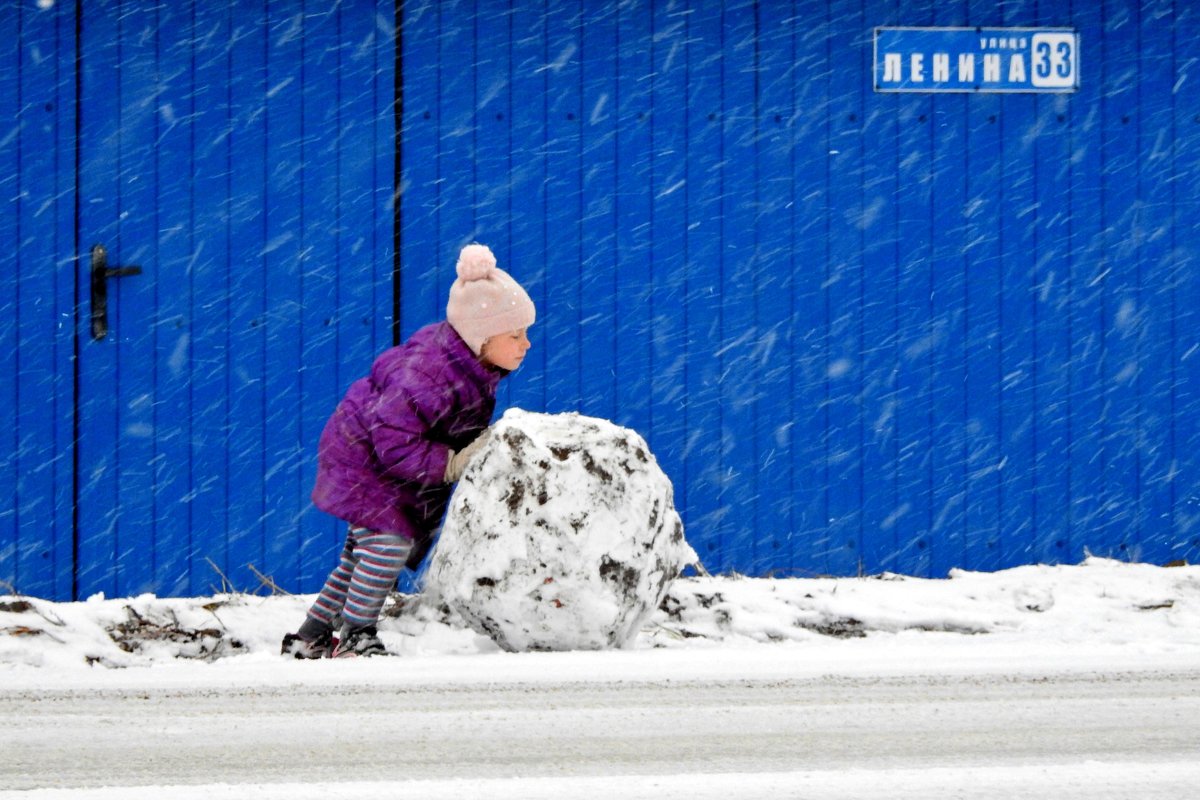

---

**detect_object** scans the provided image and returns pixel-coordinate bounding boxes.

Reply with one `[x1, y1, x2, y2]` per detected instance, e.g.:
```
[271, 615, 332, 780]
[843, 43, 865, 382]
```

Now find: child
[281, 243, 536, 658]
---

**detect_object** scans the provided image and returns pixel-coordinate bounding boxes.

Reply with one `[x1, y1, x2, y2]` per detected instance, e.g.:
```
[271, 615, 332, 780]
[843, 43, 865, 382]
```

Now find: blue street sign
[874, 27, 1080, 93]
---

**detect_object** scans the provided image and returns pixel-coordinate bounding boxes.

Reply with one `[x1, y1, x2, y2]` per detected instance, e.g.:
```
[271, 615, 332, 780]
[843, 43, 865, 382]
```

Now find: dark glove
[405, 532, 435, 572]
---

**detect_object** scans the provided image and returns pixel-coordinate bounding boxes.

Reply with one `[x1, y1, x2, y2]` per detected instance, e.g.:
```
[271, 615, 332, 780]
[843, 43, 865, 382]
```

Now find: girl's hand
[444, 429, 493, 482]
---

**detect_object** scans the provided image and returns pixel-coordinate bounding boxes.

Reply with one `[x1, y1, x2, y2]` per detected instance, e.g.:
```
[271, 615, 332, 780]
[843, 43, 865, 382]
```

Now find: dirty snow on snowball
[426, 410, 695, 652]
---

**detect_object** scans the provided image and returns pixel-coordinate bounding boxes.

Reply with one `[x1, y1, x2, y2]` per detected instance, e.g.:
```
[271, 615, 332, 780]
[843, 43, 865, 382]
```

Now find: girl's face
[480, 328, 531, 371]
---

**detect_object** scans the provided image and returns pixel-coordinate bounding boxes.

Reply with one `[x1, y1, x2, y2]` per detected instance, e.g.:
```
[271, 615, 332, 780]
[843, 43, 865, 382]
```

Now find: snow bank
[425, 410, 697, 651]
[2, 558, 1198, 671]
[655, 558, 1200, 646]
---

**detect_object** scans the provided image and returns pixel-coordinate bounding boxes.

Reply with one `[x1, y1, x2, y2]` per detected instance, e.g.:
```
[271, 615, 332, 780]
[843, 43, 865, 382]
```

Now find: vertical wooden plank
[682, 0, 724, 570]
[12, 0, 39, 594]
[993, 1, 1037, 570]
[612, 1, 651, 434]
[327, 0, 384, 556]
[226, 0, 270, 589]
[754, 0, 798, 572]
[262, 0, 306, 590]
[891, 2, 935, 577]
[297, 0, 345, 588]
[398, 0, 441, 339]
[1136, 0, 1176, 564]
[373, 0, 397, 351]
[469, 0, 512, 416]
[21, 0, 57, 599]
[715, 0, 758, 574]
[508, 0, 549, 412]
[926, 0, 969, 576]
[1016, 0, 1073, 567]
[1098, 0, 1141, 560]
[0, 3, 18, 592]
[1066, 0, 1109, 566]
[648, 0, 686, 543]
[1031, 91, 1075, 565]
[77, 0, 131, 596]
[191, 0, 236, 591]
[75, 0, 119, 598]
[444, 0, 495, 415]
[436, 0, 477, 296]
[393, 1, 441, 594]
[395, 0, 429, 592]
[334, 0, 383, 427]
[111, 1, 159, 596]
[962, 2, 1004, 573]
[489, 0, 535, 417]
[1173, 2, 1200, 565]
[476, 0, 523, 417]
[392, 0, 423, 594]
[859, 1, 900, 575]
[153, 0, 199, 595]
[543, 0, 584, 411]
[51, 1, 77, 600]
[474, 0, 513, 255]
[790, 0, 830, 574]
[10, 0, 75, 598]
[578, 0, 618, 422]
[824, 1, 865, 575]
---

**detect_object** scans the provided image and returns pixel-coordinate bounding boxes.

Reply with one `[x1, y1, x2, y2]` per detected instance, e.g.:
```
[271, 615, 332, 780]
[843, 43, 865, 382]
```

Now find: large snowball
[426, 409, 697, 652]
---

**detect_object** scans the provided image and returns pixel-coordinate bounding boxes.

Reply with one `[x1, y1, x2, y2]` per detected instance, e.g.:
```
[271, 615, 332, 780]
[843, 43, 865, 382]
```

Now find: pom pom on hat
[447, 243, 536, 356]
[456, 243, 496, 282]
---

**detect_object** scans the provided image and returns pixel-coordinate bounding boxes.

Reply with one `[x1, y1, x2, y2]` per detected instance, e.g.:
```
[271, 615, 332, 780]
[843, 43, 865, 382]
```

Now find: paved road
[2, 668, 1198, 796]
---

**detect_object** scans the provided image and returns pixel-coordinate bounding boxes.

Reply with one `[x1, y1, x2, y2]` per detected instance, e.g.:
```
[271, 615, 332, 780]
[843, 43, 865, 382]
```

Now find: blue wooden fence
[399, 0, 1200, 578]
[2, 0, 1198, 601]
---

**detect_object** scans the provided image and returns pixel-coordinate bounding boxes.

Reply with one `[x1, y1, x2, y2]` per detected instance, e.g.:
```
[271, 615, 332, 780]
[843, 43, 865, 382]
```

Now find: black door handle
[90, 244, 142, 340]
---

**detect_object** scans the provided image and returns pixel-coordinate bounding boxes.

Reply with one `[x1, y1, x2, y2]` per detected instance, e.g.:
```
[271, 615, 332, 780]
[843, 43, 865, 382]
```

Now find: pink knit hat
[446, 243, 536, 355]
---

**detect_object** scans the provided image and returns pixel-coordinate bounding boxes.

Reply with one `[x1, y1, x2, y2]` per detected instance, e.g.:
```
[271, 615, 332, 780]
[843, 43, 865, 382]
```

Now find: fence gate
[3, 0, 395, 600]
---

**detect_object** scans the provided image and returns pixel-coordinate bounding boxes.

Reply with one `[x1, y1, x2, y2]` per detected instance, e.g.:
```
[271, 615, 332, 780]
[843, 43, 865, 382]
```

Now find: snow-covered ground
[2, 558, 1199, 798]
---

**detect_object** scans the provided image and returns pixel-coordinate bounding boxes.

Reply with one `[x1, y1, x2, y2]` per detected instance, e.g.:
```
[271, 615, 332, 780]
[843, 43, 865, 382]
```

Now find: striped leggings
[306, 527, 413, 631]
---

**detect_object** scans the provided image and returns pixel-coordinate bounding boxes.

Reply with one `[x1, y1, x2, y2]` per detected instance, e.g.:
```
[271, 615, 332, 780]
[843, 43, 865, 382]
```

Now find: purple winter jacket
[310, 321, 503, 542]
